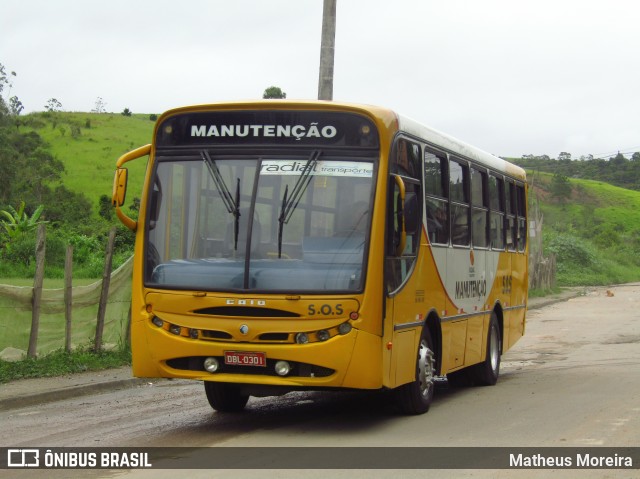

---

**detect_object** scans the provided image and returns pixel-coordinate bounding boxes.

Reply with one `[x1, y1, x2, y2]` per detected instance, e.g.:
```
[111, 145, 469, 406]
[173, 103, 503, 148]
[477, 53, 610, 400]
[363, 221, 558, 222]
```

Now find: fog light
[169, 324, 182, 335]
[295, 332, 309, 344]
[203, 357, 219, 373]
[316, 330, 330, 341]
[151, 317, 164, 328]
[338, 322, 352, 335]
[275, 360, 291, 376]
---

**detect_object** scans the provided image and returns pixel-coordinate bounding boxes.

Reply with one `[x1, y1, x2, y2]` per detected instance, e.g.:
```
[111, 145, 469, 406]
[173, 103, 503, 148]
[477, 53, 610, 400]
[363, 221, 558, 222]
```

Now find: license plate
[224, 351, 267, 367]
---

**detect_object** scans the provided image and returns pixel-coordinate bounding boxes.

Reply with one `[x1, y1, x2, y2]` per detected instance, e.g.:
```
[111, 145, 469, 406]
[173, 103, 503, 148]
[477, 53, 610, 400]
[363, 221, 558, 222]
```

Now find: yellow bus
[112, 101, 528, 414]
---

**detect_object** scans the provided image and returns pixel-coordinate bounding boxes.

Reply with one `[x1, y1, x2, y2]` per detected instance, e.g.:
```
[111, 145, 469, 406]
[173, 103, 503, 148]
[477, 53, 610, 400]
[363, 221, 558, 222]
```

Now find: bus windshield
[145, 151, 376, 293]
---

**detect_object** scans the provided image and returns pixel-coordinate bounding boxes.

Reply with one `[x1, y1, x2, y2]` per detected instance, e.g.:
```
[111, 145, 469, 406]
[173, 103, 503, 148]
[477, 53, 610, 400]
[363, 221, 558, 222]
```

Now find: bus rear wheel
[204, 382, 249, 412]
[471, 312, 501, 385]
[396, 328, 436, 415]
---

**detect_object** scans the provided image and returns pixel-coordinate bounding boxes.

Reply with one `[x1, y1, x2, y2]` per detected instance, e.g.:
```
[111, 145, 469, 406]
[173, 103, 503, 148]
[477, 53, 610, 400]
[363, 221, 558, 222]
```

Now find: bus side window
[471, 167, 489, 248]
[505, 180, 517, 250]
[387, 138, 422, 294]
[516, 183, 527, 251]
[424, 151, 449, 245]
[394, 139, 420, 178]
[450, 159, 470, 247]
[489, 174, 505, 250]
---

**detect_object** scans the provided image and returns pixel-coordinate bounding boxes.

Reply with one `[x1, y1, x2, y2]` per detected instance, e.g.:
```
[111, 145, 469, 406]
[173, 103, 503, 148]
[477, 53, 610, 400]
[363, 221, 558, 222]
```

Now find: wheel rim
[418, 339, 436, 398]
[489, 325, 500, 372]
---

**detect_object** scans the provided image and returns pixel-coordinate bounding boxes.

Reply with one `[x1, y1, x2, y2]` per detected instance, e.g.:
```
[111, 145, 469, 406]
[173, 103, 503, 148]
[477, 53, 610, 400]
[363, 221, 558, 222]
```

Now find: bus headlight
[151, 317, 164, 328]
[316, 330, 330, 341]
[203, 357, 219, 373]
[169, 324, 182, 335]
[274, 360, 291, 376]
[338, 322, 352, 335]
[295, 332, 309, 344]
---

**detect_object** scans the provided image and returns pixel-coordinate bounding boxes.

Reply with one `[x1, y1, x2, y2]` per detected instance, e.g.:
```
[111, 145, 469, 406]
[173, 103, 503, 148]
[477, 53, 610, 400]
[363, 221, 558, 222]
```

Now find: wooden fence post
[64, 244, 73, 352]
[94, 227, 116, 352]
[28, 223, 46, 358]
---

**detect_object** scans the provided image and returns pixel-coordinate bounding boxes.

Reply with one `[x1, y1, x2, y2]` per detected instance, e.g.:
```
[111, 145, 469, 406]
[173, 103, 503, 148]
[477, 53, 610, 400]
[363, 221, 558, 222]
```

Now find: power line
[590, 146, 640, 160]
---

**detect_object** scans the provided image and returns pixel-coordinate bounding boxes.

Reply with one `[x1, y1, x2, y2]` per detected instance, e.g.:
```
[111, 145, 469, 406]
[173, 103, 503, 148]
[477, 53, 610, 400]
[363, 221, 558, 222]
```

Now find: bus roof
[395, 113, 526, 182]
[159, 100, 526, 182]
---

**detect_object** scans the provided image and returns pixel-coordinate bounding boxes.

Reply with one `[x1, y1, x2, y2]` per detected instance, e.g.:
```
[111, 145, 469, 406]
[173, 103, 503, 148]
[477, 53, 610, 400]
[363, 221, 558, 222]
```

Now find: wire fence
[0, 232, 133, 359]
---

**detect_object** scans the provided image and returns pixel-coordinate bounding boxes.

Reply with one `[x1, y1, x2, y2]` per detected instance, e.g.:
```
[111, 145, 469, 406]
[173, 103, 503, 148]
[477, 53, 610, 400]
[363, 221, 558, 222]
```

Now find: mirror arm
[117, 144, 151, 168]
[116, 207, 137, 231]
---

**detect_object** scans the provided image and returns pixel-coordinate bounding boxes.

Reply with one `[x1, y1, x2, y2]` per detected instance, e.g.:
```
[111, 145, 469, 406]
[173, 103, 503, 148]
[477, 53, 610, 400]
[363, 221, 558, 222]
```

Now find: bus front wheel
[204, 382, 249, 412]
[395, 328, 436, 415]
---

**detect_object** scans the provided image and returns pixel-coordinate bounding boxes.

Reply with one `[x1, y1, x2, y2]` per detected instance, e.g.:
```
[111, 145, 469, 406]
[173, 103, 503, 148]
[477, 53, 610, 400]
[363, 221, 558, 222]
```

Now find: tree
[0, 201, 47, 241]
[263, 86, 287, 99]
[0, 64, 16, 101]
[550, 173, 572, 203]
[98, 194, 113, 220]
[122, 107, 132, 117]
[9, 96, 23, 116]
[45, 98, 63, 112]
[92, 97, 107, 113]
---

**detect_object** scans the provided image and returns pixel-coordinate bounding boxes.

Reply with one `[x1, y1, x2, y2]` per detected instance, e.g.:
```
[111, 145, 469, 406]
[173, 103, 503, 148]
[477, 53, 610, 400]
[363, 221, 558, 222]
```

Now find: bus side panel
[131, 317, 164, 378]
[507, 251, 528, 351]
[390, 330, 417, 386]
[341, 330, 384, 389]
[440, 319, 467, 373]
[464, 311, 486, 367]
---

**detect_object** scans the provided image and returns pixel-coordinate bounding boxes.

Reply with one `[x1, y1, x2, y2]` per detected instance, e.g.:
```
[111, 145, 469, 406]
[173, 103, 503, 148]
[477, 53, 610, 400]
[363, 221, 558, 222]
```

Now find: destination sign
[156, 110, 379, 148]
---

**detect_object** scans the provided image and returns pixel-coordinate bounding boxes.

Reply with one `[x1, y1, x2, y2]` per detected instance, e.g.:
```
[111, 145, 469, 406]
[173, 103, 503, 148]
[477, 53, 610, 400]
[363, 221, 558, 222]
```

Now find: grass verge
[0, 345, 131, 384]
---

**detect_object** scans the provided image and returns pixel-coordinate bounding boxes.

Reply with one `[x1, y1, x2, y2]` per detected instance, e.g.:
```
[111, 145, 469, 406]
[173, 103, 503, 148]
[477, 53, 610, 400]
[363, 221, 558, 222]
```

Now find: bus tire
[204, 382, 249, 412]
[395, 328, 436, 415]
[469, 312, 501, 386]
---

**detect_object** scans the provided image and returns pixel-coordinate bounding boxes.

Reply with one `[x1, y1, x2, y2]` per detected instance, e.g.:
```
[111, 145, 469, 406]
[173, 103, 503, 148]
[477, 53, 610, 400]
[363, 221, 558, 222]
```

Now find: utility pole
[318, 0, 337, 101]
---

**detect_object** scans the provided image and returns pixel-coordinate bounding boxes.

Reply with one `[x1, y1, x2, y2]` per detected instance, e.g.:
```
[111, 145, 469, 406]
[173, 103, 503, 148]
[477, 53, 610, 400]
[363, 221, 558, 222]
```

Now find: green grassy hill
[529, 171, 640, 285]
[18, 112, 640, 286]
[22, 112, 155, 214]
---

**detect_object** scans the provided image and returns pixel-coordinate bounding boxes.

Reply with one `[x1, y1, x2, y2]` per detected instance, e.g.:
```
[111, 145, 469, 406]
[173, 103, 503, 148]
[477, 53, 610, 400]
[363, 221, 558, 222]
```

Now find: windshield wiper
[277, 150, 321, 258]
[201, 150, 241, 251]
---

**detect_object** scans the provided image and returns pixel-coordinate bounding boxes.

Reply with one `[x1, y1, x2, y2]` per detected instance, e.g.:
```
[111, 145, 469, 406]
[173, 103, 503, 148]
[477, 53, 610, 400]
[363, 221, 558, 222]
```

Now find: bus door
[385, 138, 423, 386]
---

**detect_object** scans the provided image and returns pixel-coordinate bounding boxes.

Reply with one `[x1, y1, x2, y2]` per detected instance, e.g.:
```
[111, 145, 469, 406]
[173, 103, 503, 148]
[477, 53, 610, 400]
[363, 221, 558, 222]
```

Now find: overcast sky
[2, 0, 639, 158]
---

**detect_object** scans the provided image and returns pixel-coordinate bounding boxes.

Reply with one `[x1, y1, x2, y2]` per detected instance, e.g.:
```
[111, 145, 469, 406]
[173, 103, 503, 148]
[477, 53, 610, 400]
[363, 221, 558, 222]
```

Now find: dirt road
[2, 285, 639, 478]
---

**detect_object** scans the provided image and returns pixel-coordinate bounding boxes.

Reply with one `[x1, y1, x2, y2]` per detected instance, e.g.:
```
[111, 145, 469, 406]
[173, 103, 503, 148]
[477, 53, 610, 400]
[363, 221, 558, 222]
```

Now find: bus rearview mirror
[112, 167, 128, 207]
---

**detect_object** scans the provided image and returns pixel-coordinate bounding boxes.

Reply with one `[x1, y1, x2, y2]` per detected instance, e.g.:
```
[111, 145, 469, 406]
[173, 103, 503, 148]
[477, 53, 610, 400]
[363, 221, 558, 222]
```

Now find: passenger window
[489, 174, 505, 250]
[505, 181, 517, 250]
[424, 152, 449, 245]
[516, 183, 527, 251]
[450, 159, 470, 246]
[471, 167, 489, 248]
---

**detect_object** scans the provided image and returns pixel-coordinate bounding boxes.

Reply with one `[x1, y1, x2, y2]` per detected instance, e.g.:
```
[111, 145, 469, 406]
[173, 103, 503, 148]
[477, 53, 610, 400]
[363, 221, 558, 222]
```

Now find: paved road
[2, 285, 639, 478]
